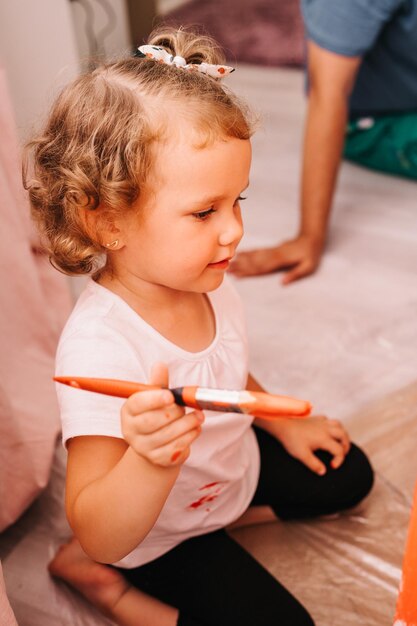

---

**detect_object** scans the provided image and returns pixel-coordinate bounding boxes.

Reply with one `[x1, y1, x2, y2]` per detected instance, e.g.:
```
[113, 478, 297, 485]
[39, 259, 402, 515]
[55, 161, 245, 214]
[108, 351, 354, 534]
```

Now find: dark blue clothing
[301, 0, 417, 117]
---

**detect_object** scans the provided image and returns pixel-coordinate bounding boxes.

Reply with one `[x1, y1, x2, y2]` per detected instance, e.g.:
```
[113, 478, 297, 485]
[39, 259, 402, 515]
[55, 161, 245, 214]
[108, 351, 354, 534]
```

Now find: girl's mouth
[207, 258, 231, 270]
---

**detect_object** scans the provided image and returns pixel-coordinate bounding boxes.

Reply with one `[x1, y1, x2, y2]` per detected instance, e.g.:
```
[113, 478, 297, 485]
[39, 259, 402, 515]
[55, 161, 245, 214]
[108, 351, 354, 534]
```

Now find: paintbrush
[54, 376, 311, 420]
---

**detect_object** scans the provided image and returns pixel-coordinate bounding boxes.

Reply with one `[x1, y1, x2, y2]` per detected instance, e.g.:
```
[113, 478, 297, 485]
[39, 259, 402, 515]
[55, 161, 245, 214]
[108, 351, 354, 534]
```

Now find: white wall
[0, 0, 80, 138]
[0, 0, 132, 139]
[70, 0, 131, 69]
[0, 0, 193, 140]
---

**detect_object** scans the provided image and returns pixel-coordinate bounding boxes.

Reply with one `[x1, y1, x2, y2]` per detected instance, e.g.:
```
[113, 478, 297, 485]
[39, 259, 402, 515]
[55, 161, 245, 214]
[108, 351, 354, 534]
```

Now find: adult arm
[296, 41, 361, 276]
[230, 42, 361, 283]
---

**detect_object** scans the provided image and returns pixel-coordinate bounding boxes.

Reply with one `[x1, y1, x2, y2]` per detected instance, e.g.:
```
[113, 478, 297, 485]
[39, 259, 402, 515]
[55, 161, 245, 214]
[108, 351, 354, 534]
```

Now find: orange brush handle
[242, 390, 311, 418]
[54, 377, 312, 419]
[394, 480, 417, 624]
[179, 387, 311, 418]
[54, 376, 159, 397]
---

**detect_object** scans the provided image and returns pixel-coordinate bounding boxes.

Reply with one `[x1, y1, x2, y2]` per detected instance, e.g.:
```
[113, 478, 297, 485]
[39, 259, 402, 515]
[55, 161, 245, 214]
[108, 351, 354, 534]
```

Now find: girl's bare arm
[66, 373, 203, 564]
[66, 433, 180, 563]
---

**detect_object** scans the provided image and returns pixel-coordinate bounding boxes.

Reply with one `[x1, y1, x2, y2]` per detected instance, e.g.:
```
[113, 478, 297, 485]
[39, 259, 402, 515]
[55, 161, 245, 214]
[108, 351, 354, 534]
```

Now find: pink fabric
[0, 68, 73, 532]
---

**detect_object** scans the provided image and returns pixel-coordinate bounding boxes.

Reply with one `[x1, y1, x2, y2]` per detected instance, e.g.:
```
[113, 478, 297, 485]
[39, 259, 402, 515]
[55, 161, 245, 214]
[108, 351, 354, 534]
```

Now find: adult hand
[229, 234, 324, 284]
[121, 363, 204, 467]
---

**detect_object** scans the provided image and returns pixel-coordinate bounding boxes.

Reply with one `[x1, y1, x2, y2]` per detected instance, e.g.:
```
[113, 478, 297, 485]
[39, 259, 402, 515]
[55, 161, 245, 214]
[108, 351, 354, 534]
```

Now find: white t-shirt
[56, 277, 260, 568]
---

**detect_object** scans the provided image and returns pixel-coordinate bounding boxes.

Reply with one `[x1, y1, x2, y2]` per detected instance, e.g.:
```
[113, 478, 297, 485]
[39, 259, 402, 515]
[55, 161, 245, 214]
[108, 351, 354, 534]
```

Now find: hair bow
[135, 45, 235, 79]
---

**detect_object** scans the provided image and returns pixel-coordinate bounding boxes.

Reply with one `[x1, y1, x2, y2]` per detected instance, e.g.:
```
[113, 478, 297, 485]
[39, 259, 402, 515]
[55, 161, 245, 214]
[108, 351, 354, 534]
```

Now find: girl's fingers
[320, 437, 346, 469]
[334, 433, 350, 455]
[122, 362, 204, 467]
[121, 392, 182, 442]
[146, 410, 204, 448]
[330, 451, 345, 470]
[131, 402, 186, 435]
[149, 362, 169, 388]
[328, 421, 351, 454]
[125, 388, 174, 417]
[300, 450, 327, 476]
[149, 423, 203, 466]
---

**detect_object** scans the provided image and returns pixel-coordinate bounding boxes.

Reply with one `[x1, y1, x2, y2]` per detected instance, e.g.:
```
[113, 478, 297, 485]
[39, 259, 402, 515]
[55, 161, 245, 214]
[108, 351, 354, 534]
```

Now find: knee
[249, 590, 315, 626]
[295, 609, 315, 626]
[269, 597, 315, 626]
[340, 443, 374, 507]
[351, 443, 374, 500]
[284, 604, 315, 626]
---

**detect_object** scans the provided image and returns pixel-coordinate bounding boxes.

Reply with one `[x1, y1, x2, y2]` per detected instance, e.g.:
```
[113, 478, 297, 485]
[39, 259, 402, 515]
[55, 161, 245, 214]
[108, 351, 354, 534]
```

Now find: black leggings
[115, 427, 374, 626]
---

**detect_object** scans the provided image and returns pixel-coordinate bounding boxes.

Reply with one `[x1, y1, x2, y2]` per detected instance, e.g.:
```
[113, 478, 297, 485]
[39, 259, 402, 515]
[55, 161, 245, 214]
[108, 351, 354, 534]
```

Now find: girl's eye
[192, 196, 247, 221]
[192, 207, 216, 221]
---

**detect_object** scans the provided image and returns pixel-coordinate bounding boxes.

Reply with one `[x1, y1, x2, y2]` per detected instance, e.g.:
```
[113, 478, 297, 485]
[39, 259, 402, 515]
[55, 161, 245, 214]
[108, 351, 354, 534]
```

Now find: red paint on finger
[171, 451, 182, 462]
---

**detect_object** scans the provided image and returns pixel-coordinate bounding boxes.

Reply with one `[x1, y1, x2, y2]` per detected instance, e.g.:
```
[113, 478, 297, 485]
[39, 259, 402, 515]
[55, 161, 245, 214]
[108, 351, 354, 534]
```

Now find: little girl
[26, 27, 373, 626]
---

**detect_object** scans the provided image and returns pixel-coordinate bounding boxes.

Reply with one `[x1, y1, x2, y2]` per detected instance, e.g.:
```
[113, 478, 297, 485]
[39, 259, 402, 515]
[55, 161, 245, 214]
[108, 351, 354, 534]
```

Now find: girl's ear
[100, 220, 123, 250]
[80, 206, 124, 250]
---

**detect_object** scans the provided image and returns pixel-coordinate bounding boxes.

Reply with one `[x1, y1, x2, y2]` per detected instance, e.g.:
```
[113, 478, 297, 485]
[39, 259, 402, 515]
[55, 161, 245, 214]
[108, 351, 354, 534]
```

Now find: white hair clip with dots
[135, 45, 235, 78]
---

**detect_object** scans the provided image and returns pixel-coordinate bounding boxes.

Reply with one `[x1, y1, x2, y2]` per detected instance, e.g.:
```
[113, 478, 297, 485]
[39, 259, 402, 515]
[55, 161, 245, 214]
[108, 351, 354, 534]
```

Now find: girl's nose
[218, 207, 243, 247]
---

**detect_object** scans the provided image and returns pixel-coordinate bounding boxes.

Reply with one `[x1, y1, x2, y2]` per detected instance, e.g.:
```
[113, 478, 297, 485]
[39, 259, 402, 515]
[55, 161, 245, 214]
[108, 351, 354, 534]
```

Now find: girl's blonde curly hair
[24, 26, 255, 276]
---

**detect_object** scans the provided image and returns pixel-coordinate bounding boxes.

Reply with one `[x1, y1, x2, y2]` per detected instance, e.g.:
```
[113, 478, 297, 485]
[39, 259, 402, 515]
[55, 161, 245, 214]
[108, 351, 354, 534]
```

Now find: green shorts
[344, 112, 417, 180]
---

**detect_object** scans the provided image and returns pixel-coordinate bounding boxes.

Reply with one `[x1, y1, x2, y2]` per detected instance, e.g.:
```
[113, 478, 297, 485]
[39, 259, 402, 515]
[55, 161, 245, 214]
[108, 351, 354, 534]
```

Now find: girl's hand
[121, 363, 204, 467]
[271, 415, 350, 475]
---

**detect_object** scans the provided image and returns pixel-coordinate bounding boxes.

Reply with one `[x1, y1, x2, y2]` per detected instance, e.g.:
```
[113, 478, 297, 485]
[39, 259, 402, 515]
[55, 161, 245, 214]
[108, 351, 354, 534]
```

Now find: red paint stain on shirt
[199, 482, 219, 491]
[188, 494, 219, 509]
[188, 482, 226, 510]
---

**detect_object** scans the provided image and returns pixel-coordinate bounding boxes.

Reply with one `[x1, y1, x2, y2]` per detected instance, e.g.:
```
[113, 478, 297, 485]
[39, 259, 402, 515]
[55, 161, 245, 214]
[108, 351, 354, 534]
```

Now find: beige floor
[2, 64, 417, 626]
